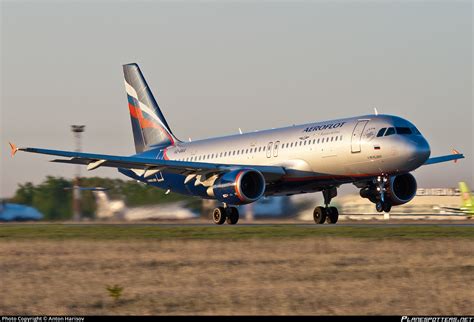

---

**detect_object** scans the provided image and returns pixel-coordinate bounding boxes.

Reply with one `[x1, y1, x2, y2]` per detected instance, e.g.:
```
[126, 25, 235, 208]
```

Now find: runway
[2, 217, 473, 228]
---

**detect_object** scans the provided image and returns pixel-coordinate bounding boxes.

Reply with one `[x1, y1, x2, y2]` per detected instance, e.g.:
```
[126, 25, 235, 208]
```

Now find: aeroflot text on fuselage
[303, 122, 346, 133]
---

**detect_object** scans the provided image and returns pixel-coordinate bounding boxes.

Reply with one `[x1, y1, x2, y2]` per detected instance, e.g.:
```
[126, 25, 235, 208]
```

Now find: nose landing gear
[374, 175, 392, 213]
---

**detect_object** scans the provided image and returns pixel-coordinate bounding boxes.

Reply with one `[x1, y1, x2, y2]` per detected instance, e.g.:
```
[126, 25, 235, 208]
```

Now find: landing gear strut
[212, 205, 239, 225]
[313, 187, 339, 224]
[374, 175, 392, 213]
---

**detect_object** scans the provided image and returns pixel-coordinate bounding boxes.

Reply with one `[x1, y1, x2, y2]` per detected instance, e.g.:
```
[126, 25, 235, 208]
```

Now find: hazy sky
[1, 0, 472, 198]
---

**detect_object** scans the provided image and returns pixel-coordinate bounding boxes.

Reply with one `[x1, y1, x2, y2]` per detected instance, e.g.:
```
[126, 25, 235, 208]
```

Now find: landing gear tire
[313, 206, 327, 224]
[382, 202, 392, 213]
[213, 207, 227, 225]
[226, 207, 239, 225]
[326, 207, 339, 224]
[376, 201, 392, 213]
[375, 201, 384, 213]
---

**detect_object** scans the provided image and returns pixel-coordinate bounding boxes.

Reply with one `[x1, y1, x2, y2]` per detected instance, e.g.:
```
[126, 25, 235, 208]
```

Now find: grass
[0, 223, 473, 240]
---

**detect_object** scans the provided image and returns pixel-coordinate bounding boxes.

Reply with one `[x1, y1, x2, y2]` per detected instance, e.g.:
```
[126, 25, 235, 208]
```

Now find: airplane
[0, 200, 43, 221]
[9, 63, 465, 225]
[92, 190, 198, 221]
[441, 182, 474, 217]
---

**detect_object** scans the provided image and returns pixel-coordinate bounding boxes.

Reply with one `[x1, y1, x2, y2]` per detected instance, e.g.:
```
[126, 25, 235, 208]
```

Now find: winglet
[452, 148, 460, 163]
[9, 142, 18, 157]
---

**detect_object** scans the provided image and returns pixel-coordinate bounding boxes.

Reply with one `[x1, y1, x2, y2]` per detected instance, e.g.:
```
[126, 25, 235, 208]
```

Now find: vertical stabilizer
[459, 182, 473, 208]
[123, 63, 179, 153]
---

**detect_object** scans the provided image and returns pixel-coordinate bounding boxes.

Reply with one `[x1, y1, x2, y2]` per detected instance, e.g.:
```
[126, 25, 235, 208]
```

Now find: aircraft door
[266, 142, 273, 158]
[273, 141, 280, 157]
[351, 120, 369, 153]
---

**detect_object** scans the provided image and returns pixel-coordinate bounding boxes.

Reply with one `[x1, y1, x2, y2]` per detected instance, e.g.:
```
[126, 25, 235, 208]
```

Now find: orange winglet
[9, 142, 18, 157]
[452, 148, 460, 163]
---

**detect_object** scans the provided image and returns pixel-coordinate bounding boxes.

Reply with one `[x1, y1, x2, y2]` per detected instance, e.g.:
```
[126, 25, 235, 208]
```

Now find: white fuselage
[160, 114, 430, 185]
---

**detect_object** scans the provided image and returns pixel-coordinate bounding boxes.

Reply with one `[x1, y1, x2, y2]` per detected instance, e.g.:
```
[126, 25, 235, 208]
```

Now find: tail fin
[459, 182, 473, 208]
[123, 63, 180, 153]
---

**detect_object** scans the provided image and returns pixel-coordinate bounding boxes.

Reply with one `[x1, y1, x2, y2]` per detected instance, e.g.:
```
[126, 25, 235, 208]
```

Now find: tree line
[9, 176, 197, 220]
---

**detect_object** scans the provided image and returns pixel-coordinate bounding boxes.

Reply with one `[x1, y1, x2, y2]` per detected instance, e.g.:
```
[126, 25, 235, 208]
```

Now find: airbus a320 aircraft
[10, 63, 465, 225]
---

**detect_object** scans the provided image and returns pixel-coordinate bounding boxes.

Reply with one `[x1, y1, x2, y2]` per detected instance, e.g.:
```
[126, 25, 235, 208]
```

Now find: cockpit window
[384, 127, 395, 136]
[376, 128, 386, 137]
[395, 127, 412, 135]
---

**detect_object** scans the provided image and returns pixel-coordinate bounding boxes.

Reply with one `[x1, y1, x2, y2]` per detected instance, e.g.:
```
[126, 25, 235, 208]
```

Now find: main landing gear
[212, 206, 239, 225]
[374, 175, 392, 213]
[313, 187, 339, 224]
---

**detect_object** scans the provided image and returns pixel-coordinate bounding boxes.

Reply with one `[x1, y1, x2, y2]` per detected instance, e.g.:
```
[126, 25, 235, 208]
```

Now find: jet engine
[210, 169, 266, 205]
[360, 173, 417, 206]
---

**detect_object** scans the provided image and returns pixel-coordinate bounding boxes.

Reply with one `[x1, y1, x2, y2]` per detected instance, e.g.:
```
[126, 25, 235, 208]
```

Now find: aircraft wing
[423, 151, 464, 166]
[10, 145, 286, 182]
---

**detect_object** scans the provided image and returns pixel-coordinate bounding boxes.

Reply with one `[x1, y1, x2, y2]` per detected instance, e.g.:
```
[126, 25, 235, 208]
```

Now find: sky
[1, 0, 472, 198]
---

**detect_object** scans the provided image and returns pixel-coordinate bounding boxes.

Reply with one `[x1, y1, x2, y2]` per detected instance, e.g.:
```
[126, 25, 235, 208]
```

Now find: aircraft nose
[406, 136, 431, 167]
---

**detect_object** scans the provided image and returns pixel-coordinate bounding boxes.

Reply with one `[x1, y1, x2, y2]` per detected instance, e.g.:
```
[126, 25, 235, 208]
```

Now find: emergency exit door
[351, 120, 369, 153]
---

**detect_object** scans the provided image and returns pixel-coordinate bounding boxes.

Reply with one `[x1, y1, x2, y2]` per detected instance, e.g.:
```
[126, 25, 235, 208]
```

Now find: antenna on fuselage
[239, 128, 243, 134]
[374, 107, 379, 116]
[188, 137, 192, 142]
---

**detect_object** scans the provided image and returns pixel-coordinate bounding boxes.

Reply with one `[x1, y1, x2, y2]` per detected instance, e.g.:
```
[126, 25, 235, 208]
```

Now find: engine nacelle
[360, 173, 417, 206]
[211, 169, 266, 205]
[386, 173, 417, 205]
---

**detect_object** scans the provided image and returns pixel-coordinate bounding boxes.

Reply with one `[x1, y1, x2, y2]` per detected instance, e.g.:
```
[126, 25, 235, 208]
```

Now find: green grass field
[1, 223, 473, 240]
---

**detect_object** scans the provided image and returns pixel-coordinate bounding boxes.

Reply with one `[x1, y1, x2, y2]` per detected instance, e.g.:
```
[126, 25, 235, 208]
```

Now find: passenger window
[385, 128, 395, 136]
